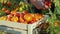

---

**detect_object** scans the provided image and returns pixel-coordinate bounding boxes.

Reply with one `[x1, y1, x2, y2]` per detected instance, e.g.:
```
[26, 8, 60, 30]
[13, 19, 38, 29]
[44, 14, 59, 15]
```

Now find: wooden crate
[0, 15, 48, 34]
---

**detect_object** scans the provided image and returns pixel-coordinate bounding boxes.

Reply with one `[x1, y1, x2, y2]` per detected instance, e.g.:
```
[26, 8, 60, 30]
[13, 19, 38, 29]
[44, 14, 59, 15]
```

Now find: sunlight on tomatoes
[0, 16, 7, 20]
[35, 13, 43, 20]
[11, 16, 18, 22]
[24, 14, 32, 22]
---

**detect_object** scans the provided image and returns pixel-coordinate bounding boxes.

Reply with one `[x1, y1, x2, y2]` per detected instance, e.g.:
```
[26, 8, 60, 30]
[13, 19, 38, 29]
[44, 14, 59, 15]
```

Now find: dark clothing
[24, 0, 43, 13]
[24, 0, 54, 14]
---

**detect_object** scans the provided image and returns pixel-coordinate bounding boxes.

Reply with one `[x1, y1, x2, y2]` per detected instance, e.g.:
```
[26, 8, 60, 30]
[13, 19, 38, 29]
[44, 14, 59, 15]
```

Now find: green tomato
[25, 4, 28, 8]
[19, 7, 23, 12]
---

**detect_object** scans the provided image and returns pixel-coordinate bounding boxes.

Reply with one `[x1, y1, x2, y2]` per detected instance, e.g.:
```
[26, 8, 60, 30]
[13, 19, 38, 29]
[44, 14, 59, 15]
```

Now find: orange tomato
[7, 16, 11, 21]
[54, 22, 59, 27]
[30, 14, 35, 17]
[35, 13, 43, 20]
[24, 14, 32, 22]
[19, 17, 25, 23]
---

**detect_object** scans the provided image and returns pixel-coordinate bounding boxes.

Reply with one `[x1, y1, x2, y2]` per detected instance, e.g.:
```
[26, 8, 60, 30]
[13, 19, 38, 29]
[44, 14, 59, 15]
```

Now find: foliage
[54, 0, 60, 14]
[46, 9, 60, 34]
[19, 1, 29, 12]
[0, 10, 6, 17]
[44, 0, 60, 34]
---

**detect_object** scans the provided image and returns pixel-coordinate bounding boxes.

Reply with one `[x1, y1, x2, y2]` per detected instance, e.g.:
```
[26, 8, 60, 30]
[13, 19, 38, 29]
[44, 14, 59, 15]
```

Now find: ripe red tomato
[14, 12, 20, 17]
[2, 7, 7, 12]
[5, 10, 11, 14]
[44, 1, 51, 9]
[7, 2, 11, 7]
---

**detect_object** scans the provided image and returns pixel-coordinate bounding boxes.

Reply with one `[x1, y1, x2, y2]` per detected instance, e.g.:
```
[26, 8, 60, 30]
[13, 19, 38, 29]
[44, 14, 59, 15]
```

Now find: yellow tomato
[0, 16, 6, 20]
[11, 16, 18, 22]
